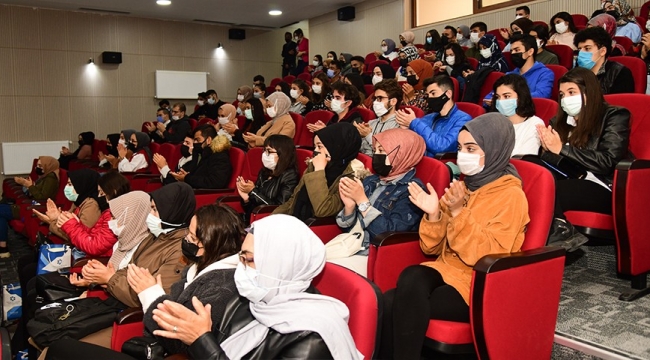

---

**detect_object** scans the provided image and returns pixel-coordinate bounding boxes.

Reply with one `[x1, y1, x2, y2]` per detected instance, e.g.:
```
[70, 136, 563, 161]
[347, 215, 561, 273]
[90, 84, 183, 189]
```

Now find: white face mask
[480, 48, 492, 59]
[262, 151, 277, 170]
[330, 98, 347, 114]
[237, 95, 245, 102]
[266, 105, 277, 118]
[244, 109, 253, 120]
[197, 100, 205, 106]
[445, 55, 456, 66]
[118, 139, 126, 146]
[381, 45, 388, 52]
[457, 152, 485, 176]
[456, 33, 464, 41]
[108, 207, 128, 237]
[172, 115, 180, 121]
[555, 22, 568, 34]
[207, 98, 216, 105]
[311, 84, 322, 94]
[290, 89, 300, 99]
[515, 15, 524, 20]
[234, 262, 269, 303]
[536, 39, 543, 49]
[372, 75, 383, 85]
[218, 117, 230, 125]
[561, 94, 583, 117]
[312, 60, 319, 66]
[373, 100, 390, 117]
[470, 32, 480, 43]
[253, 92, 262, 99]
[146, 213, 167, 238]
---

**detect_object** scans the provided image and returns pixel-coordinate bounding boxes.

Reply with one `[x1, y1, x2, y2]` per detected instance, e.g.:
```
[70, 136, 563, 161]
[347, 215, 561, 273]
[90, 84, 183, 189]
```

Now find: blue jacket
[509, 61, 554, 99]
[336, 169, 424, 253]
[409, 104, 472, 157]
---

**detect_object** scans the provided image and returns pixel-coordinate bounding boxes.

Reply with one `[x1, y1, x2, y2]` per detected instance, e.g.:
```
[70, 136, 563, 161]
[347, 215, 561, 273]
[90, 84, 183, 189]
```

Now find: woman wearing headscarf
[98, 133, 121, 168]
[399, 31, 420, 61]
[457, 25, 473, 48]
[243, 92, 296, 148]
[0, 156, 60, 256]
[477, 34, 509, 73]
[215, 104, 246, 150]
[331, 129, 425, 275]
[588, 13, 627, 56]
[375, 38, 399, 62]
[274, 122, 363, 220]
[339, 52, 354, 76]
[501, 18, 535, 52]
[234, 85, 253, 114]
[103, 129, 135, 169]
[381, 113, 529, 359]
[603, 0, 640, 42]
[403, 59, 435, 113]
[58, 131, 95, 169]
[117, 131, 151, 173]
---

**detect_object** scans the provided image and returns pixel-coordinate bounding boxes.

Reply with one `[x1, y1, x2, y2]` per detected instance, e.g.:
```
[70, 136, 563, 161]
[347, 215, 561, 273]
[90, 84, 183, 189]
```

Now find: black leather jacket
[187, 291, 333, 360]
[242, 168, 299, 221]
[597, 60, 635, 95]
[542, 105, 630, 187]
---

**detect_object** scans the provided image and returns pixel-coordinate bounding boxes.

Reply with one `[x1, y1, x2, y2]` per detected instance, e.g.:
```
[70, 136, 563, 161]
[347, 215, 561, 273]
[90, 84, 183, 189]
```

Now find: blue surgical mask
[156, 116, 164, 123]
[327, 69, 335, 78]
[495, 98, 518, 117]
[64, 185, 78, 202]
[577, 50, 597, 70]
[426, 36, 432, 44]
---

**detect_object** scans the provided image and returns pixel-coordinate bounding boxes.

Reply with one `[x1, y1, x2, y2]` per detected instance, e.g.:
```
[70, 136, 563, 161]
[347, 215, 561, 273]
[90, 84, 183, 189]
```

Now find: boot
[547, 218, 589, 252]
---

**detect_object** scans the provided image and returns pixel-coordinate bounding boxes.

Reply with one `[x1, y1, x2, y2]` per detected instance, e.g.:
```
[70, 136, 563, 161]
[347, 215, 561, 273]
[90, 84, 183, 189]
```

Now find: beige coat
[49, 198, 101, 243]
[249, 114, 295, 147]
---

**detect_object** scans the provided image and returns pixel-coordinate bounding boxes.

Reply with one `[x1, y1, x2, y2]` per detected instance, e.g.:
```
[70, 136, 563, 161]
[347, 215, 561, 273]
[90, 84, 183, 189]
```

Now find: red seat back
[605, 94, 650, 159]
[467, 57, 479, 70]
[478, 72, 504, 105]
[236, 115, 247, 131]
[486, 29, 504, 42]
[188, 118, 198, 130]
[533, 21, 549, 30]
[641, 1, 650, 22]
[613, 37, 634, 54]
[636, 17, 647, 34]
[296, 148, 313, 177]
[545, 45, 574, 70]
[415, 157, 451, 198]
[390, 58, 400, 71]
[609, 56, 648, 94]
[198, 118, 214, 127]
[92, 140, 108, 162]
[354, 108, 376, 123]
[363, 84, 374, 97]
[456, 102, 486, 119]
[365, 52, 378, 65]
[398, 105, 425, 118]
[288, 112, 304, 145]
[297, 73, 311, 82]
[297, 110, 335, 147]
[268, 78, 282, 96]
[502, 52, 513, 70]
[356, 153, 373, 173]
[157, 143, 178, 171]
[545, 64, 567, 100]
[312, 263, 381, 360]
[228, 147, 246, 189]
[532, 98, 558, 126]
[283, 75, 296, 84]
[241, 147, 264, 183]
[140, 122, 149, 132]
[571, 14, 589, 28]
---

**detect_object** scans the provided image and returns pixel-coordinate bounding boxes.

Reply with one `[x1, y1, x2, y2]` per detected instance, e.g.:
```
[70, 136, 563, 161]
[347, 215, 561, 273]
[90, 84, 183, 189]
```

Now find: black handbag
[122, 336, 166, 360]
[35, 272, 84, 302]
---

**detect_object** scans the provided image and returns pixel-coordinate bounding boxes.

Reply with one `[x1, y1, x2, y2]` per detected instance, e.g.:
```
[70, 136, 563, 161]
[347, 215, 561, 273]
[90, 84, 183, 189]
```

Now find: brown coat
[49, 198, 101, 243]
[107, 228, 187, 307]
[419, 175, 529, 304]
[250, 114, 295, 147]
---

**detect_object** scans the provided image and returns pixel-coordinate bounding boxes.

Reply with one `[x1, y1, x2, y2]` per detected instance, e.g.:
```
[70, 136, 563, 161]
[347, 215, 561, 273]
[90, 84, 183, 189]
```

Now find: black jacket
[205, 101, 226, 120]
[149, 116, 192, 144]
[598, 60, 635, 95]
[187, 289, 333, 360]
[162, 157, 196, 185]
[184, 147, 232, 189]
[542, 105, 630, 187]
[282, 41, 297, 66]
[242, 168, 299, 222]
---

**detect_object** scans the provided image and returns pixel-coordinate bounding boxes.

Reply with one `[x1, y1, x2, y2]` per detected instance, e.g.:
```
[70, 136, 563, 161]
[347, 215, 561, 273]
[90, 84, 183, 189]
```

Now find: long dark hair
[194, 204, 243, 273]
[444, 43, 468, 67]
[424, 29, 442, 51]
[554, 67, 606, 148]
[264, 135, 298, 177]
[312, 72, 332, 104]
[246, 98, 267, 134]
[549, 11, 579, 35]
[490, 74, 536, 118]
[292, 79, 312, 101]
[98, 170, 130, 200]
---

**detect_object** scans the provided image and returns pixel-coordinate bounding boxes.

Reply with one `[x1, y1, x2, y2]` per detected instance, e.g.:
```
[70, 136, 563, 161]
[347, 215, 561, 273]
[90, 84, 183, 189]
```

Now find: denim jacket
[336, 169, 424, 255]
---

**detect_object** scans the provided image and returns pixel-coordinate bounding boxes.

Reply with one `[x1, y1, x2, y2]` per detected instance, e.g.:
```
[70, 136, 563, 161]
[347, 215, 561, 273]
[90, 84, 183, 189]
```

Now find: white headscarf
[220, 214, 362, 360]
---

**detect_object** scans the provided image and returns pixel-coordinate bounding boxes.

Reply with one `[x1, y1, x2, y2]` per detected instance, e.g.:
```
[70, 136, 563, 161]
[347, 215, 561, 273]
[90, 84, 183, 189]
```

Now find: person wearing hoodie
[58, 131, 94, 169]
[339, 53, 353, 76]
[456, 25, 473, 48]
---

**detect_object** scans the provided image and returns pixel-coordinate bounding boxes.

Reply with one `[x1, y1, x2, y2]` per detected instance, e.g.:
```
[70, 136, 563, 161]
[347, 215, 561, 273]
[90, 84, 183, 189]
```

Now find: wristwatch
[358, 201, 371, 212]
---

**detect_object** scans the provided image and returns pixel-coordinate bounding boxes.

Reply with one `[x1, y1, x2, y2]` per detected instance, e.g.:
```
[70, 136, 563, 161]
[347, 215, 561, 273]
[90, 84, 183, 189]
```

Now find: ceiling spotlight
[217, 42, 223, 49]
[88, 58, 95, 64]
[269, 10, 282, 16]
[157, 0, 172, 5]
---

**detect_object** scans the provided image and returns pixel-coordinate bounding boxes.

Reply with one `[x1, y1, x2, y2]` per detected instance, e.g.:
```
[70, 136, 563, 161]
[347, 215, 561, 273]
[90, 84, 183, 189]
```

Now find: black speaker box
[338, 6, 355, 21]
[101, 51, 122, 64]
[229, 28, 246, 40]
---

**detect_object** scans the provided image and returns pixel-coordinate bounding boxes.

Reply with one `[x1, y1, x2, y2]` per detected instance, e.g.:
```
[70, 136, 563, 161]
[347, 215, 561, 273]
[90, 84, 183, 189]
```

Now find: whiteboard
[155, 70, 208, 99]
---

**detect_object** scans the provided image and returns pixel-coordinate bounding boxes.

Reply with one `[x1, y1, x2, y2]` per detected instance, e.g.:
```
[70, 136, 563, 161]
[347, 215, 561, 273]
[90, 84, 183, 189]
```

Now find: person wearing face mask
[476, 34, 510, 73]
[311, 72, 334, 111]
[339, 53, 353, 76]
[281, 31, 297, 77]
[349, 56, 372, 84]
[233, 86, 253, 115]
[535, 67, 629, 251]
[274, 123, 363, 220]
[434, 43, 472, 93]
[528, 25, 560, 65]
[154, 134, 196, 186]
[325, 82, 363, 126]
[402, 59, 435, 113]
[148, 103, 192, 145]
[382, 113, 529, 360]
[456, 25, 473, 48]
[252, 83, 267, 103]
[102, 129, 134, 169]
[358, 79, 403, 156]
[326, 59, 343, 84]
[288, 79, 314, 115]
[465, 21, 487, 60]
[399, 31, 420, 61]
[291, 28, 309, 76]
[237, 135, 299, 223]
[396, 75, 471, 157]
[588, 13, 627, 57]
[308, 54, 324, 76]
[171, 126, 231, 189]
[241, 98, 267, 135]
[500, 17, 534, 52]
[189, 92, 208, 119]
[214, 104, 246, 150]
[421, 29, 444, 63]
[515, 5, 531, 19]
[117, 132, 151, 173]
[333, 129, 425, 275]
[602, 0, 642, 43]
[243, 92, 296, 148]
[574, 26, 635, 95]
[204, 89, 225, 120]
[97, 133, 120, 169]
[548, 12, 579, 50]
[58, 131, 94, 169]
[490, 74, 545, 156]
[375, 38, 399, 62]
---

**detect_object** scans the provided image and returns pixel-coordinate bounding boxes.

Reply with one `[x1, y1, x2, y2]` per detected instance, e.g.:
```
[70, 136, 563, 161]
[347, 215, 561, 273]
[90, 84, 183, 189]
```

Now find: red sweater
[61, 209, 116, 257]
[297, 37, 309, 63]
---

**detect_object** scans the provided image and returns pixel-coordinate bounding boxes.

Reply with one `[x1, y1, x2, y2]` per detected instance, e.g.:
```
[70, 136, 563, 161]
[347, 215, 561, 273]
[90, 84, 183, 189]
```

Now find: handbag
[122, 336, 166, 360]
[35, 272, 84, 302]
[36, 244, 71, 275]
[2, 282, 22, 322]
[324, 218, 365, 260]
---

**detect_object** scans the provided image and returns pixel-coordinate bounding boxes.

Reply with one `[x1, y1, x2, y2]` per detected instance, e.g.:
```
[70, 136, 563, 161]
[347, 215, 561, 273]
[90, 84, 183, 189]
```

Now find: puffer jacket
[60, 209, 116, 257]
[242, 168, 299, 219]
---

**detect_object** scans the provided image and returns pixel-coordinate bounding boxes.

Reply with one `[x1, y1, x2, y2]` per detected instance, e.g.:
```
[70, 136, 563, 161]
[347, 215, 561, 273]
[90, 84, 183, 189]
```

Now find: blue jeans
[0, 204, 13, 242]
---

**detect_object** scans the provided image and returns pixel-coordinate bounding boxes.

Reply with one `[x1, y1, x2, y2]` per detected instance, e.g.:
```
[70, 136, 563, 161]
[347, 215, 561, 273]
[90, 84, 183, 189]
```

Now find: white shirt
[118, 153, 148, 172]
[160, 156, 192, 179]
[511, 116, 545, 156]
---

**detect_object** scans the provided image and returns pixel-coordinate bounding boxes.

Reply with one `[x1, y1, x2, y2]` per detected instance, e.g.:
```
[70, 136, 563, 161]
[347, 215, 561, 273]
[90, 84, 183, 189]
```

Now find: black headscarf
[462, 113, 520, 191]
[375, 63, 396, 80]
[133, 132, 152, 162]
[106, 133, 120, 157]
[314, 122, 362, 186]
[150, 182, 196, 229]
[68, 169, 100, 207]
[70, 132, 95, 158]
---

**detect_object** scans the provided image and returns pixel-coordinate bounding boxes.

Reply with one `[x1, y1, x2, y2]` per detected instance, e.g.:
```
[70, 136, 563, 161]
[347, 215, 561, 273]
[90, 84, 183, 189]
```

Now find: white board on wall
[155, 70, 208, 99]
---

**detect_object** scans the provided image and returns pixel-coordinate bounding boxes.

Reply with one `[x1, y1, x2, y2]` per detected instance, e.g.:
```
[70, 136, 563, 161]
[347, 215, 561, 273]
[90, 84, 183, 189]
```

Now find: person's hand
[153, 153, 168, 170]
[242, 132, 257, 143]
[338, 181, 357, 212]
[306, 121, 326, 133]
[69, 273, 92, 287]
[311, 151, 329, 171]
[483, 98, 492, 107]
[127, 264, 161, 294]
[98, 151, 106, 161]
[401, 83, 415, 99]
[324, 99, 332, 109]
[81, 260, 115, 285]
[408, 182, 440, 219]
[433, 61, 443, 68]
[339, 177, 368, 205]
[32, 209, 50, 223]
[417, 47, 426, 54]
[117, 143, 127, 159]
[236, 177, 251, 202]
[353, 121, 372, 137]
[170, 169, 188, 182]
[440, 180, 467, 218]
[212, 123, 221, 132]
[396, 108, 417, 128]
[499, 28, 511, 40]
[547, 39, 558, 45]
[537, 124, 562, 154]
[60, 146, 70, 155]
[222, 123, 237, 135]
[45, 198, 61, 221]
[439, 65, 447, 72]
[641, 33, 650, 59]
[156, 122, 166, 132]
[152, 297, 212, 346]
[56, 211, 77, 228]
[374, 50, 382, 57]
[423, 53, 436, 62]
[144, 122, 156, 132]
[462, 69, 475, 78]
[236, 177, 255, 194]
[297, 95, 310, 105]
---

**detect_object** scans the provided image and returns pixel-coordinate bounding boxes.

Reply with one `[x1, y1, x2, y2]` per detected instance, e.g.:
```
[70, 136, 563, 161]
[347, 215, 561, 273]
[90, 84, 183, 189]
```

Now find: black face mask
[180, 144, 191, 158]
[406, 74, 419, 86]
[606, 10, 620, 19]
[510, 52, 527, 69]
[427, 93, 450, 114]
[181, 239, 202, 263]
[372, 154, 393, 177]
[127, 143, 137, 152]
[78, 140, 84, 146]
[440, 36, 448, 46]
[512, 31, 522, 36]
[400, 40, 408, 47]
[399, 58, 409, 68]
[351, 68, 361, 74]
[313, 150, 320, 158]
[35, 167, 44, 176]
[96, 196, 109, 212]
[193, 142, 205, 154]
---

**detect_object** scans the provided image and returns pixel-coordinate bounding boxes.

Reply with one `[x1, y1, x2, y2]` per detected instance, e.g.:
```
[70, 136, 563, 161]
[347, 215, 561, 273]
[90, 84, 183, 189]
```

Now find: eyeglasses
[373, 96, 388, 102]
[238, 250, 254, 268]
[264, 148, 277, 155]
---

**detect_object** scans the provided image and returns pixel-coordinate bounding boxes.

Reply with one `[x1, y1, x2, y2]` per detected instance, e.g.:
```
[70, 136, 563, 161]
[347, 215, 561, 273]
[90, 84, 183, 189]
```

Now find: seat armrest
[116, 307, 144, 325]
[217, 195, 241, 204]
[434, 152, 457, 160]
[616, 159, 650, 171]
[370, 231, 421, 247]
[473, 246, 566, 274]
[132, 174, 160, 180]
[193, 188, 236, 195]
[252, 205, 278, 215]
[304, 216, 338, 227]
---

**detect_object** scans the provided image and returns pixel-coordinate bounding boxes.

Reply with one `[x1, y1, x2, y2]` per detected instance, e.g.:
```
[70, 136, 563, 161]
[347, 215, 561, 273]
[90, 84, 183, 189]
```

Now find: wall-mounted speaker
[337, 6, 355, 21]
[228, 28, 246, 40]
[102, 51, 122, 64]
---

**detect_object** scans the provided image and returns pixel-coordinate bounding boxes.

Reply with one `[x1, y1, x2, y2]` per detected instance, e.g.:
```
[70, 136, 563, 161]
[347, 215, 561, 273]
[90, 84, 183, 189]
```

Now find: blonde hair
[210, 134, 232, 153]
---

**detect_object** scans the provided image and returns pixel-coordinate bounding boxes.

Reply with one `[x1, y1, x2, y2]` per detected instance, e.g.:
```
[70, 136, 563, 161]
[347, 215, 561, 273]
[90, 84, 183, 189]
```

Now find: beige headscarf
[238, 86, 253, 103]
[108, 191, 153, 269]
[373, 128, 425, 181]
[400, 31, 415, 45]
[265, 92, 292, 119]
[220, 104, 237, 122]
[39, 156, 60, 179]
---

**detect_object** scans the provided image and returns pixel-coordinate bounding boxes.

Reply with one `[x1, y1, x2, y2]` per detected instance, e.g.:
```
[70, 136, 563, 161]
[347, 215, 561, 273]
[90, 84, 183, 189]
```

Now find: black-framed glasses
[264, 148, 278, 155]
[373, 96, 388, 102]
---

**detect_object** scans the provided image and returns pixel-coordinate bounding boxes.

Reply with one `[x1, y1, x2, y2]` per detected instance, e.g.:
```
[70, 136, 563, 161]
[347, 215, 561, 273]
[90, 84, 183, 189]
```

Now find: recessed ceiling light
[269, 10, 282, 16]
[157, 0, 172, 5]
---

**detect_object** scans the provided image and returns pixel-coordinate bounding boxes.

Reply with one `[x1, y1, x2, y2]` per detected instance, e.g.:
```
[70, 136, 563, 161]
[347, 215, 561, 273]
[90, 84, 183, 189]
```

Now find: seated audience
[241, 98, 267, 135]
[588, 13, 627, 56]
[476, 34, 510, 73]
[252, 83, 266, 103]
[332, 128, 425, 275]
[234, 85, 253, 114]
[237, 135, 299, 223]
[465, 21, 488, 60]
[147, 103, 192, 144]
[399, 31, 421, 63]
[602, 0, 642, 43]
[516, 5, 531, 19]
[396, 75, 472, 157]
[144, 108, 170, 142]
[343, 73, 368, 104]
[307, 82, 363, 132]
[537, 67, 630, 251]
[549, 11, 578, 49]
[327, 60, 344, 84]
[436, 43, 472, 93]
[100, 130, 135, 169]
[375, 38, 399, 62]
[350, 56, 372, 84]
[308, 54, 324, 76]
[421, 29, 444, 63]
[372, 63, 397, 85]
[311, 72, 334, 111]
[274, 81, 292, 98]
[253, 75, 265, 87]
[58, 132, 94, 169]
[98, 133, 120, 168]
[490, 74, 545, 156]
[574, 26, 635, 94]
[381, 113, 529, 360]
[339, 53, 353, 76]
[215, 104, 247, 149]
[326, 51, 337, 61]
[500, 18, 535, 52]
[205, 89, 226, 119]
[528, 24, 560, 65]
[158, 99, 170, 111]
[173, 126, 231, 189]
[359, 79, 402, 156]
[288, 79, 314, 115]
[456, 25, 473, 48]
[117, 132, 151, 173]
[403, 59, 435, 113]
[153, 134, 196, 186]
[274, 122, 362, 220]
[189, 92, 208, 119]
[243, 92, 296, 147]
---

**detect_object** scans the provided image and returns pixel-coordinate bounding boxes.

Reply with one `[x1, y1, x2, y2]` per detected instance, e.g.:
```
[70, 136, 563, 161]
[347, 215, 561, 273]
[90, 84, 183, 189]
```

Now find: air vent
[238, 24, 275, 30]
[79, 7, 130, 15]
[193, 19, 235, 26]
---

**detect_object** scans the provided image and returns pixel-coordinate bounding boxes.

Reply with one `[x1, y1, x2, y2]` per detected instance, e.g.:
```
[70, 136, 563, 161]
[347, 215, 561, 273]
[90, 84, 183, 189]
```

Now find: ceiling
[0, 0, 366, 29]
